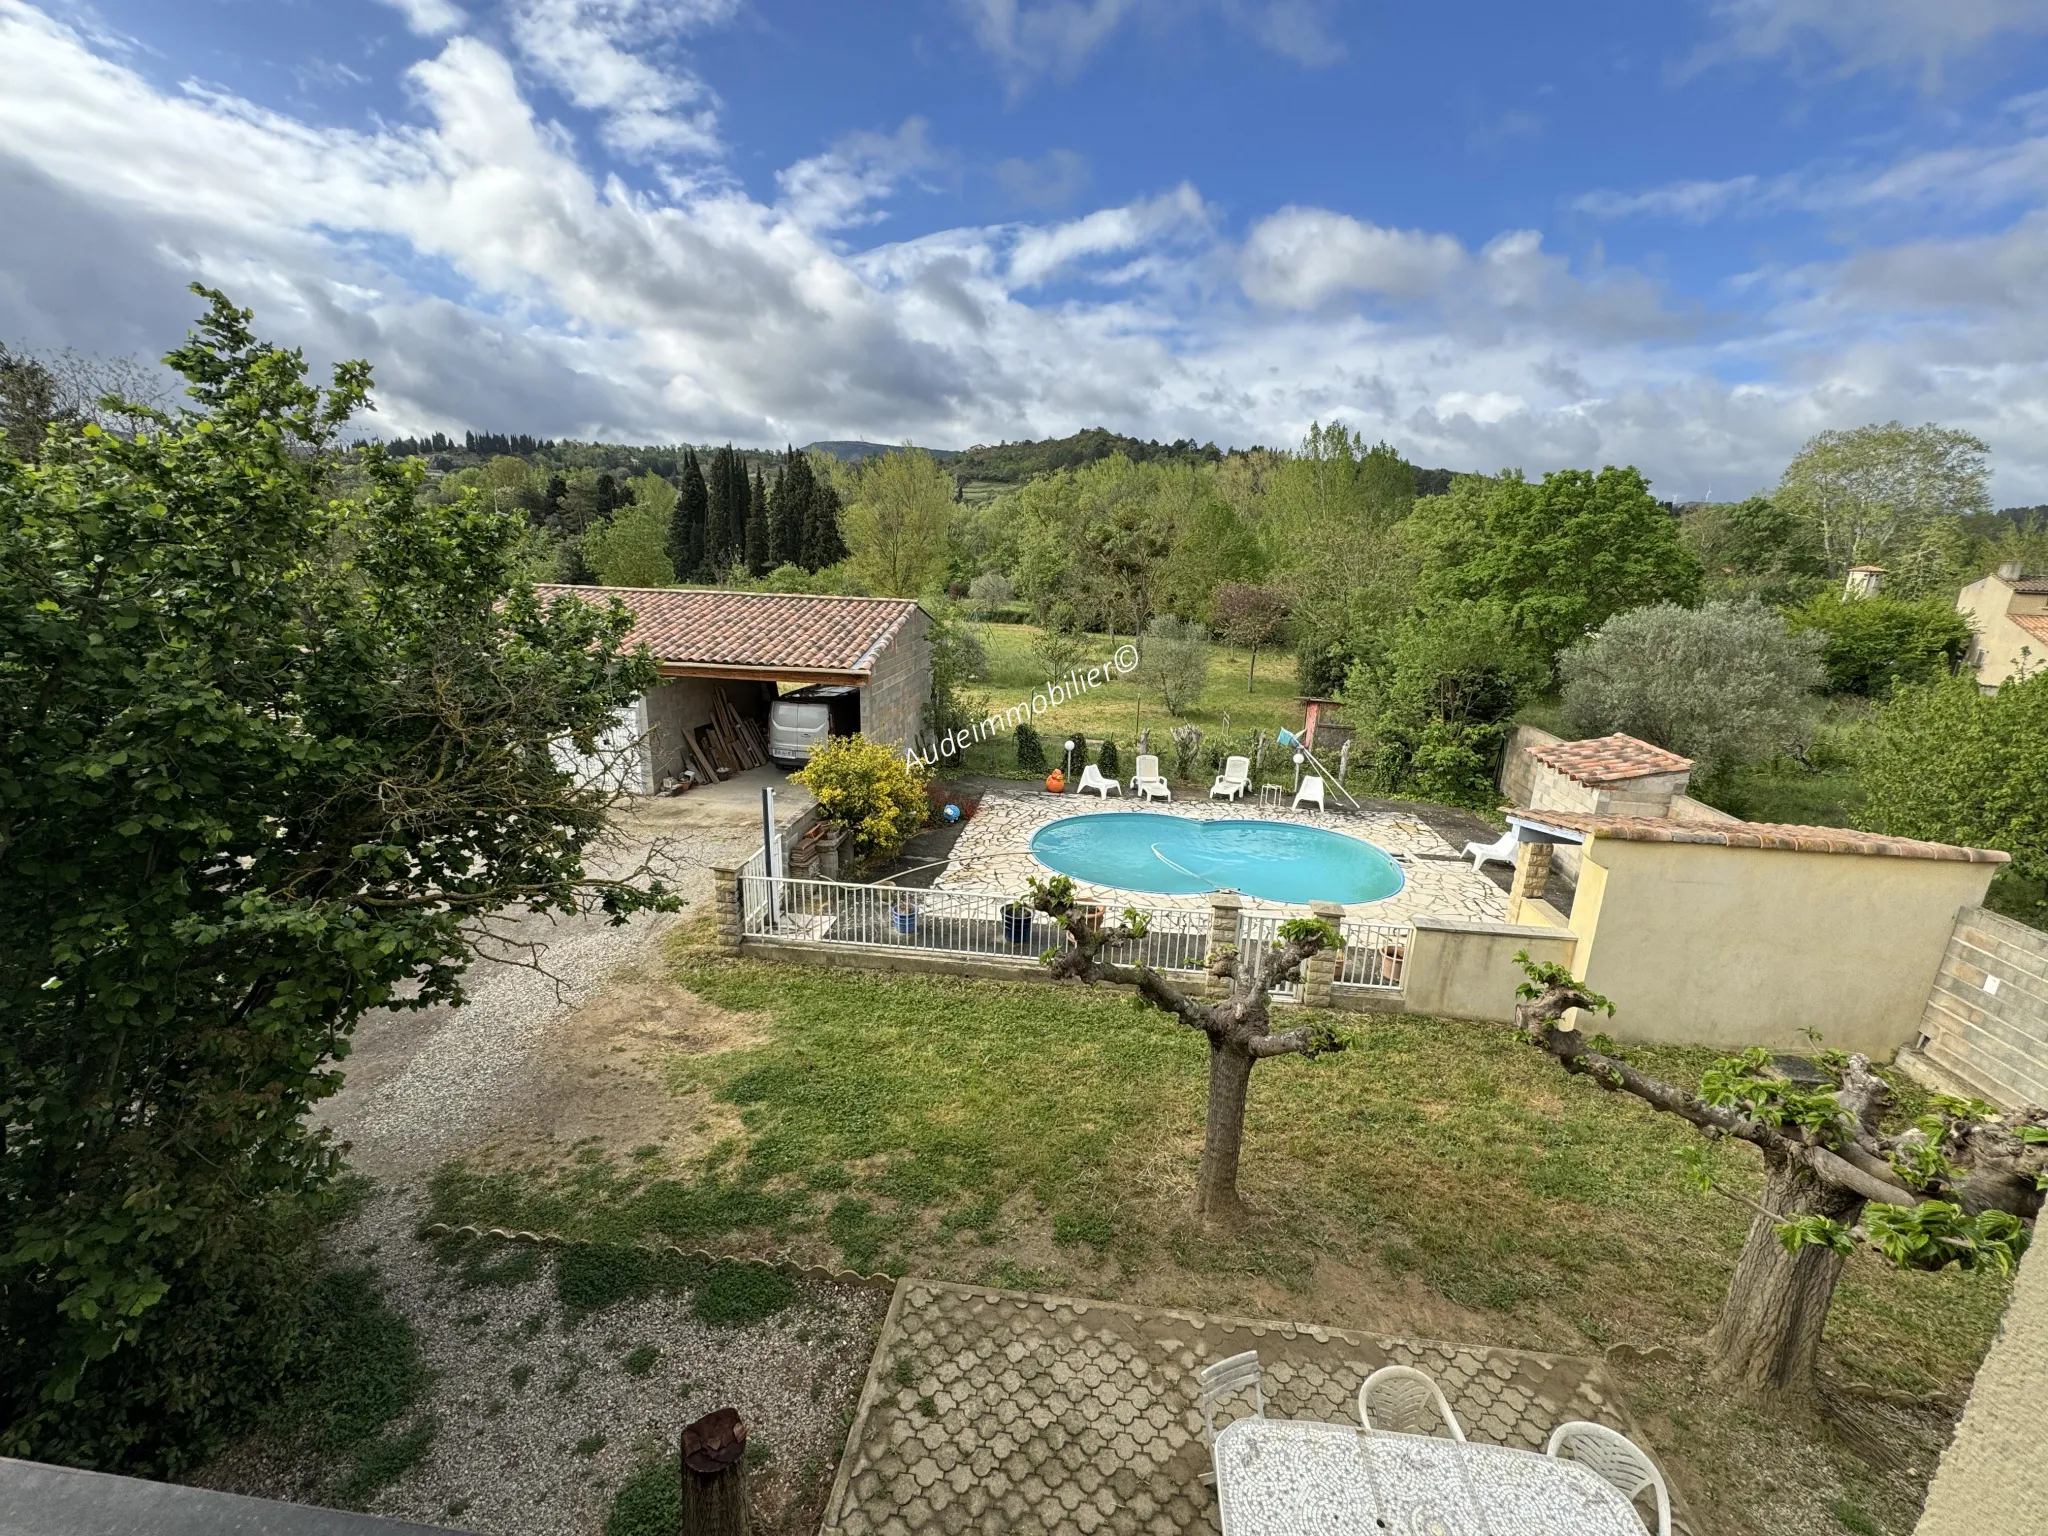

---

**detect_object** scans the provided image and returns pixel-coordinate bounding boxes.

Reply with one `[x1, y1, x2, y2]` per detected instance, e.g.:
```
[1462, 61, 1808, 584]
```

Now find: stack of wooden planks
[682, 687, 774, 782]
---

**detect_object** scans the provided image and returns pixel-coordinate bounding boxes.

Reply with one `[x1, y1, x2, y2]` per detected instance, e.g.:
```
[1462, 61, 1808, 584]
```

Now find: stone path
[934, 790, 1510, 925]
[822, 1281, 1659, 1536]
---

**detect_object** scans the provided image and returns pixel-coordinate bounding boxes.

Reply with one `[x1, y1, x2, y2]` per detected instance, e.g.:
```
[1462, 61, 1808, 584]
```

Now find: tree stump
[679, 1406, 749, 1536]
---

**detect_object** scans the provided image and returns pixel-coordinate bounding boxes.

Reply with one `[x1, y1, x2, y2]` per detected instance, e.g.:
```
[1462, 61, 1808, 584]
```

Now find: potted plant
[1074, 901, 1105, 936]
[1001, 900, 1034, 945]
[890, 894, 918, 935]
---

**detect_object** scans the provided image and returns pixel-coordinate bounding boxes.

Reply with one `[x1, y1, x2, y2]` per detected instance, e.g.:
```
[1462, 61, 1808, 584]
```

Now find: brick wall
[1914, 906, 2048, 1110]
[859, 608, 931, 752]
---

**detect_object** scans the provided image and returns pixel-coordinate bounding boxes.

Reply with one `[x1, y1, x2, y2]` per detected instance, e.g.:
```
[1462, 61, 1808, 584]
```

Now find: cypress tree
[704, 445, 737, 576]
[593, 471, 620, 523]
[803, 477, 848, 571]
[670, 449, 708, 580]
[769, 447, 813, 568]
[745, 466, 770, 576]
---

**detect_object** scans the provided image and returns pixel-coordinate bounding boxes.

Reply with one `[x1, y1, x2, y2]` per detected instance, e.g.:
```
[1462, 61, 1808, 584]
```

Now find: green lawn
[952, 623, 1312, 780]
[431, 941, 2007, 1533]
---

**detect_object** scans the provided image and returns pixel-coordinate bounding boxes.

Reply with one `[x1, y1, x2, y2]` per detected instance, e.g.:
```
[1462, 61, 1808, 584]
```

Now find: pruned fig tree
[1514, 954, 2046, 1398]
[1028, 875, 1343, 1224]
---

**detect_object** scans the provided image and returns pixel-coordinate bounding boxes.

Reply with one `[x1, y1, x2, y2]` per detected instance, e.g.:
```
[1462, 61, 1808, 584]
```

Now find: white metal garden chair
[1210, 755, 1251, 800]
[1077, 764, 1122, 798]
[1546, 1422, 1671, 1535]
[1357, 1365, 1466, 1441]
[1462, 827, 1517, 870]
[1196, 1350, 1265, 1485]
[1292, 775, 1327, 813]
[1132, 754, 1171, 802]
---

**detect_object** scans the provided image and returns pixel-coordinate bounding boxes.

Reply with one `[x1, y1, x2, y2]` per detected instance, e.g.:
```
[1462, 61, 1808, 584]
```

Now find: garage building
[536, 585, 931, 794]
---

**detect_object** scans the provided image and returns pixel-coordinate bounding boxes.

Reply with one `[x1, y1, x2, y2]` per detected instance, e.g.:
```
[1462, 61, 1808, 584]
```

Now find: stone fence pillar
[1208, 891, 1243, 998]
[712, 865, 742, 952]
[1505, 842, 1553, 925]
[1300, 899, 1346, 1008]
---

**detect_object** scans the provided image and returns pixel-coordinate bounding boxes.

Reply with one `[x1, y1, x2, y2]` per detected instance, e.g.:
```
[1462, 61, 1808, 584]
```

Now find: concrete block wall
[1915, 905, 2048, 1110]
[1498, 725, 1562, 808]
[860, 609, 931, 752]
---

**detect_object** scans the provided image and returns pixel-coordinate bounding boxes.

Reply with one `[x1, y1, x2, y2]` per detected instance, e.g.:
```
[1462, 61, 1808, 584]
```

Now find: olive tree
[1, 289, 672, 1467]
[1560, 599, 1824, 777]
[1028, 877, 1341, 1224]
[1136, 614, 1210, 715]
[1514, 957, 2043, 1398]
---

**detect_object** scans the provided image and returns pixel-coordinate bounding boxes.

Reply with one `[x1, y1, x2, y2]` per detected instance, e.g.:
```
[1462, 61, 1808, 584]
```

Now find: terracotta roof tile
[2013, 614, 2048, 644]
[2009, 575, 2048, 594]
[533, 585, 921, 675]
[1506, 809, 2009, 864]
[1528, 733, 1694, 786]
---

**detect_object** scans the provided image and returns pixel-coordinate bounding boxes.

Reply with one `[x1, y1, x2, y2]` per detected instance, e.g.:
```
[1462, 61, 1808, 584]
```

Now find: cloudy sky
[3, 1, 2048, 500]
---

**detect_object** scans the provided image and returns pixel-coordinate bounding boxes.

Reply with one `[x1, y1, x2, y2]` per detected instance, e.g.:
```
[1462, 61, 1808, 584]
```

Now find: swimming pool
[1029, 813, 1405, 906]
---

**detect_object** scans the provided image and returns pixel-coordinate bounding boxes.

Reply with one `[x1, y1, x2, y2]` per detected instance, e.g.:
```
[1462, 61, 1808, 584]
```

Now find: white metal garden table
[1212, 1418, 1647, 1536]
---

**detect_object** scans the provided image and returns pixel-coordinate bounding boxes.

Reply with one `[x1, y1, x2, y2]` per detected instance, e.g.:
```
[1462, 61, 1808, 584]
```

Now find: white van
[767, 684, 861, 766]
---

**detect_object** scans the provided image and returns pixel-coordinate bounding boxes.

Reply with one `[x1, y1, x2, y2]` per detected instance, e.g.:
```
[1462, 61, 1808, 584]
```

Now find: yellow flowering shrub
[792, 734, 931, 858]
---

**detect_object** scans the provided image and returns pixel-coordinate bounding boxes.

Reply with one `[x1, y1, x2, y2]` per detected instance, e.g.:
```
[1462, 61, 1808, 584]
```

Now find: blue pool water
[1029, 813, 1404, 905]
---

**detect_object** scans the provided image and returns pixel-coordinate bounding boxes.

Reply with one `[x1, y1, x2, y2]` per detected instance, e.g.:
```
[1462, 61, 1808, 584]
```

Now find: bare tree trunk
[680, 1406, 749, 1536]
[1706, 1156, 1865, 1397]
[1195, 1041, 1255, 1225]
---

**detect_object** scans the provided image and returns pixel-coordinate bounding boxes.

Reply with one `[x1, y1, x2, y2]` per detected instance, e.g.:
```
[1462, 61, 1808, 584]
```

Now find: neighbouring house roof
[1508, 809, 2010, 864]
[2014, 614, 2048, 645]
[532, 585, 922, 678]
[2007, 575, 2048, 594]
[1528, 733, 1693, 786]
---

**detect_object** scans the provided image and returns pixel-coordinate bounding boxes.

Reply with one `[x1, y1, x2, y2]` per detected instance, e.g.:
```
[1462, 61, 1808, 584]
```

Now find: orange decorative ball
[1045, 769, 1065, 793]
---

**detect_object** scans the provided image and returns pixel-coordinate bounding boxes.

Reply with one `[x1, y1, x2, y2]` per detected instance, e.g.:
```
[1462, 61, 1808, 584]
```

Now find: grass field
[431, 937, 2010, 1536]
[950, 623, 1313, 780]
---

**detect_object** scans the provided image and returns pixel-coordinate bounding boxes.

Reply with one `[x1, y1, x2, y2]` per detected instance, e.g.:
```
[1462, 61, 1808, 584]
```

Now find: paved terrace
[823, 1280, 1662, 1536]
[932, 790, 1511, 924]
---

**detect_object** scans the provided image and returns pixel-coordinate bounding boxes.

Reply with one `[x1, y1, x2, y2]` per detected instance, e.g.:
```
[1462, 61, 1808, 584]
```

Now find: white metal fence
[738, 873, 1211, 973]
[1335, 920, 1410, 992]
[739, 868, 1410, 1001]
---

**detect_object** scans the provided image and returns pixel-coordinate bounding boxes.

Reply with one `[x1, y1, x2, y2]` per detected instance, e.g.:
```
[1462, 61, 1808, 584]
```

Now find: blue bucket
[891, 907, 917, 934]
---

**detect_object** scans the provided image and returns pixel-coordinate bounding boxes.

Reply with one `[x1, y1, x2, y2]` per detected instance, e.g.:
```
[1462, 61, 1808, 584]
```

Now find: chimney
[1998, 561, 2024, 582]
[1843, 566, 1885, 599]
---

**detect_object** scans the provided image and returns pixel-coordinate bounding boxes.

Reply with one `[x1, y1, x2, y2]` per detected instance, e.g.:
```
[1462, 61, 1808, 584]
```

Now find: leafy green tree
[0, 289, 669, 1468]
[1787, 593, 1974, 698]
[582, 474, 678, 588]
[1681, 495, 1828, 603]
[1777, 422, 1991, 576]
[1560, 600, 1825, 778]
[1409, 466, 1701, 669]
[668, 448, 708, 581]
[1346, 603, 1543, 806]
[841, 448, 954, 597]
[1156, 497, 1267, 623]
[1859, 673, 2048, 888]
[966, 571, 1014, 617]
[1135, 615, 1210, 716]
[1514, 958, 2045, 1398]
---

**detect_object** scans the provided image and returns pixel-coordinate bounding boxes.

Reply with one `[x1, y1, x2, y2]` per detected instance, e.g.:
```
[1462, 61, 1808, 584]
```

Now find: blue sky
[4, 1, 2048, 500]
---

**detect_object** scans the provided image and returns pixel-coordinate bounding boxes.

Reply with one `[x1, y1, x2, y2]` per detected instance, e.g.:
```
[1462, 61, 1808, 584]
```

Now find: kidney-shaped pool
[1029, 812, 1404, 906]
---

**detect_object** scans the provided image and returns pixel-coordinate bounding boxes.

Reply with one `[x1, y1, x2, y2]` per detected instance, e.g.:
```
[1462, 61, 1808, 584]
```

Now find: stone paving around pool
[933, 789, 1510, 924]
[822, 1280, 1674, 1536]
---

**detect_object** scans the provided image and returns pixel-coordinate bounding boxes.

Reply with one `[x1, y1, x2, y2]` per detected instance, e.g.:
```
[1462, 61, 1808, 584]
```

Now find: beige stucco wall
[1400, 918, 1579, 1023]
[1568, 837, 1998, 1054]
[1914, 1231, 2048, 1535]
[860, 609, 932, 751]
[1958, 574, 2048, 691]
[643, 676, 776, 787]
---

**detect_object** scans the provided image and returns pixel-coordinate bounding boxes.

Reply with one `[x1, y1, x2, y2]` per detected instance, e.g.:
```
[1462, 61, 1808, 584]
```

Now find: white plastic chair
[1462, 828, 1517, 870]
[1077, 764, 1122, 798]
[1546, 1422, 1671, 1536]
[1132, 754, 1170, 802]
[1357, 1365, 1466, 1441]
[1196, 1350, 1265, 1485]
[1210, 755, 1251, 800]
[1292, 775, 1326, 812]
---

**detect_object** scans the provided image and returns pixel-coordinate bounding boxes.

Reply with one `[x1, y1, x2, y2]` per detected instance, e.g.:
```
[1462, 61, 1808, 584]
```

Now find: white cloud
[374, 0, 468, 36]
[506, 0, 735, 160]
[4, 0, 2048, 503]
[1696, 0, 2048, 86]
[957, 0, 1341, 89]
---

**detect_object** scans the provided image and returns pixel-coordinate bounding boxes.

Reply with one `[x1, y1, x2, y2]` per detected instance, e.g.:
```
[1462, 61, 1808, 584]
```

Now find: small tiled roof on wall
[1510, 809, 2010, 864]
[1528, 733, 1693, 787]
[2008, 574, 2048, 594]
[532, 585, 921, 675]
[2015, 614, 2048, 644]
